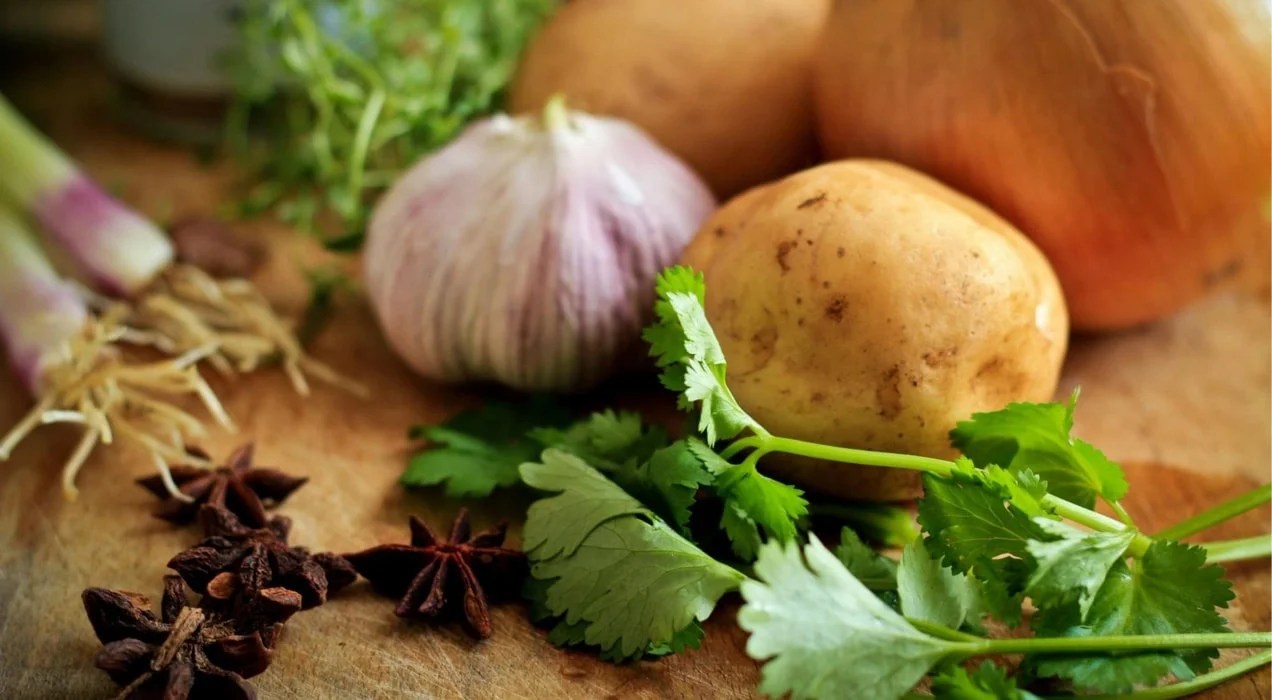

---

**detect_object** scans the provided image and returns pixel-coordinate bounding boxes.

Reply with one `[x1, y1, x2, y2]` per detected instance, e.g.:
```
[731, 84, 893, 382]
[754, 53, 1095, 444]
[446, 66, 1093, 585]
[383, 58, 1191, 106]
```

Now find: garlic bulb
[364, 99, 716, 391]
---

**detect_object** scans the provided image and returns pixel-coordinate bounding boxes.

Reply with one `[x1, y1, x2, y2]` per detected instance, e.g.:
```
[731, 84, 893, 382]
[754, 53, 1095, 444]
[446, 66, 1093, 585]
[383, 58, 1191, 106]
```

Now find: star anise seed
[168, 505, 354, 613]
[342, 509, 526, 639]
[82, 575, 301, 700]
[136, 444, 308, 529]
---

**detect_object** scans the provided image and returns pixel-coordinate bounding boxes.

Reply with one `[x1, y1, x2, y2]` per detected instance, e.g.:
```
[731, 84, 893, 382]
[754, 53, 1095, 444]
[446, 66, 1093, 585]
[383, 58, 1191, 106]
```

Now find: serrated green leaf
[931, 662, 1041, 700]
[1028, 540, 1235, 693]
[950, 393, 1128, 508]
[834, 528, 898, 595]
[687, 437, 808, 560]
[401, 397, 571, 497]
[739, 536, 957, 700]
[1025, 519, 1135, 620]
[520, 450, 651, 559]
[917, 465, 1049, 626]
[610, 441, 713, 533]
[529, 410, 666, 470]
[521, 450, 744, 660]
[898, 540, 982, 630]
[643, 266, 762, 445]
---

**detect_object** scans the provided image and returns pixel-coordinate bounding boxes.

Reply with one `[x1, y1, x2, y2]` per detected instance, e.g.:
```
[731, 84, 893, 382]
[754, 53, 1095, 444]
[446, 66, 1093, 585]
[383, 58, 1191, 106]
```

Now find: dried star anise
[136, 444, 308, 529]
[342, 509, 526, 638]
[82, 575, 300, 699]
[168, 505, 356, 613]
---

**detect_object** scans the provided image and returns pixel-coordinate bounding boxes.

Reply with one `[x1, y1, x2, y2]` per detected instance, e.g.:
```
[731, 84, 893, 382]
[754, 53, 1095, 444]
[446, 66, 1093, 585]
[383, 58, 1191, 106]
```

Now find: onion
[813, 0, 1271, 330]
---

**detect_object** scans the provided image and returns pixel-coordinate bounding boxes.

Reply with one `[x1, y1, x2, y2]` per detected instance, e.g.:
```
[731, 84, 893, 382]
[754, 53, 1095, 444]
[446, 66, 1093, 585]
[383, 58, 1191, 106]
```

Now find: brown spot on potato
[821, 281, 830, 289]
[810, 391, 827, 404]
[797, 192, 828, 209]
[714, 226, 727, 238]
[973, 356, 1029, 399]
[824, 295, 848, 322]
[776, 240, 797, 272]
[1204, 258, 1242, 286]
[836, 246, 846, 258]
[876, 366, 903, 419]
[921, 347, 959, 368]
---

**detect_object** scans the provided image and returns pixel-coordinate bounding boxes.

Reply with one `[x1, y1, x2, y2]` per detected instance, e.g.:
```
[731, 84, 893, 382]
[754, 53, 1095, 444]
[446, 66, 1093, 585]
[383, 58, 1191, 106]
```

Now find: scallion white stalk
[0, 92, 172, 296]
[0, 207, 86, 393]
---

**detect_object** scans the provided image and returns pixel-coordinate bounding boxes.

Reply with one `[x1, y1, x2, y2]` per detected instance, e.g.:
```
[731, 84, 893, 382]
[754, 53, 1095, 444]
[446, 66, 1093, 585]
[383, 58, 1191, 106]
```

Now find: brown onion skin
[511, 0, 829, 199]
[813, 0, 1271, 330]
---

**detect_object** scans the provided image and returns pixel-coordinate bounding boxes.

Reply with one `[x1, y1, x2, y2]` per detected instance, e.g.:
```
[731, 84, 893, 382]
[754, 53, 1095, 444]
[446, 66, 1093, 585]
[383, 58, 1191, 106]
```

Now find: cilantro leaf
[950, 392, 1128, 508]
[533, 412, 710, 532]
[835, 528, 898, 598]
[898, 540, 982, 630]
[610, 441, 713, 534]
[524, 577, 704, 661]
[917, 461, 1052, 626]
[689, 439, 807, 560]
[1028, 540, 1235, 693]
[643, 266, 762, 445]
[402, 397, 571, 497]
[521, 450, 745, 659]
[815, 501, 920, 548]
[739, 536, 957, 700]
[931, 662, 1041, 700]
[1025, 519, 1135, 620]
[529, 410, 666, 470]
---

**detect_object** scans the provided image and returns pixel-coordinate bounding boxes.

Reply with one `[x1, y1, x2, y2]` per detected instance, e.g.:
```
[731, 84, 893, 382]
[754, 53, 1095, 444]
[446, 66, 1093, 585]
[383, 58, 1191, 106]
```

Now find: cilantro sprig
[403, 265, 1271, 697]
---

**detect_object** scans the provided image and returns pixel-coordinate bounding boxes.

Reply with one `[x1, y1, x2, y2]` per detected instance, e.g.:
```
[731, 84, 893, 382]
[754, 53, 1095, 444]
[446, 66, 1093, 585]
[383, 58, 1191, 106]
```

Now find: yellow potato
[682, 160, 1068, 500]
[510, 0, 829, 198]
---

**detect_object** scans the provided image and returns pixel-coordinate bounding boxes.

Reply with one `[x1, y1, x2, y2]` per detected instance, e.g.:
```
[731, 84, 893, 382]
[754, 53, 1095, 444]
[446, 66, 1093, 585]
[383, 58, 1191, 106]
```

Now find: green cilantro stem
[1155, 483, 1272, 541]
[1202, 534, 1272, 563]
[748, 434, 1155, 557]
[910, 619, 1271, 659]
[967, 631, 1271, 657]
[1064, 649, 1272, 700]
[756, 435, 957, 477]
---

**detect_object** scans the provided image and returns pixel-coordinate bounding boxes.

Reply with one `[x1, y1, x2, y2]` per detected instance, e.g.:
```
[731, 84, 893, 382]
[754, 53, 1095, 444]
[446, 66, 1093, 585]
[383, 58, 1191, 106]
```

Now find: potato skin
[510, 0, 829, 199]
[681, 160, 1068, 500]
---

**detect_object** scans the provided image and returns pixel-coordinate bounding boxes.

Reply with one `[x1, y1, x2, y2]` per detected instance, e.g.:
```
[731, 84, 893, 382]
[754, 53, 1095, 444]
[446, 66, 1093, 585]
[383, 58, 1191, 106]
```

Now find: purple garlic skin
[364, 108, 716, 391]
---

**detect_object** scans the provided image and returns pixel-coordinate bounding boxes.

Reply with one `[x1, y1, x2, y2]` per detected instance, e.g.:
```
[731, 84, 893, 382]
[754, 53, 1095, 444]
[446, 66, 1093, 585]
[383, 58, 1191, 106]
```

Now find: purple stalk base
[0, 277, 87, 394]
[35, 177, 172, 297]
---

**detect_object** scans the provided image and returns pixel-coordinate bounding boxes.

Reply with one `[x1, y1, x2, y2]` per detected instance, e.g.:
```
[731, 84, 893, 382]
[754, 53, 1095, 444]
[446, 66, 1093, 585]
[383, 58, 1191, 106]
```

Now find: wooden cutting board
[0, 51, 1269, 700]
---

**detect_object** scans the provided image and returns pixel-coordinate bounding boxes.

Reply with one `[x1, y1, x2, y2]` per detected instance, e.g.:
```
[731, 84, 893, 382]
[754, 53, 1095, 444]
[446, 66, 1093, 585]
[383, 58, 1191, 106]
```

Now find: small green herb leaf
[931, 662, 1040, 700]
[950, 392, 1128, 508]
[834, 528, 898, 598]
[739, 536, 957, 700]
[1025, 519, 1135, 620]
[917, 461, 1050, 626]
[689, 438, 807, 560]
[521, 450, 744, 659]
[1028, 540, 1235, 693]
[401, 397, 572, 497]
[898, 540, 982, 630]
[644, 267, 762, 445]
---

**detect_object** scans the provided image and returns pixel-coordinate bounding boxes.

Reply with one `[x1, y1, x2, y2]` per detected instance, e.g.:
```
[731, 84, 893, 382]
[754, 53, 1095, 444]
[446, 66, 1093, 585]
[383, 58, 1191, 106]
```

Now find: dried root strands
[0, 307, 233, 500]
[0, 194, 232, 499]
[124, 264, 367, 397]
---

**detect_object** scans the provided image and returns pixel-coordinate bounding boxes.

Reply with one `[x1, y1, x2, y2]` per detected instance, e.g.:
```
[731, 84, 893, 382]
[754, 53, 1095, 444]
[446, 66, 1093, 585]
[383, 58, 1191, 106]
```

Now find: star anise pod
[82, 575, 301, 700]
[168, 505, 356, 613]
[342, 509, 526, 638]
[136, 444, 308, 529]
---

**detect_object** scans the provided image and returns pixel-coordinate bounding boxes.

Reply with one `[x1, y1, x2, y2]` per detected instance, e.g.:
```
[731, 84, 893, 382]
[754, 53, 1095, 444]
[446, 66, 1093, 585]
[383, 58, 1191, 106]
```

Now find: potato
[681, 160, 1068, 500]
[509, 0, 829, 198]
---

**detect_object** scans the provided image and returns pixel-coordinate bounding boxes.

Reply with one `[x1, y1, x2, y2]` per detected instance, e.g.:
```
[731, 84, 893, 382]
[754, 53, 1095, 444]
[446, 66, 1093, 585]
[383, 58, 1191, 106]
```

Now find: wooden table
[0, 50, 1269, 699]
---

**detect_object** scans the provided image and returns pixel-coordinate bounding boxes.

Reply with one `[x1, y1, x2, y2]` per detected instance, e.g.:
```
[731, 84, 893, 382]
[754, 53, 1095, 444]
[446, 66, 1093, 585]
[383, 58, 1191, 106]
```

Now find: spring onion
[0, 92, 362, 397]
[0, 205, 230, 499]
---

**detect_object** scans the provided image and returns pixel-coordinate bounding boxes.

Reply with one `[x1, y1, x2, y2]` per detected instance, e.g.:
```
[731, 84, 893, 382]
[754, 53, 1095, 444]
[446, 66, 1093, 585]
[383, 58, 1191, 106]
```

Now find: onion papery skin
[364, 111, 716, 391]
[813, 0, 1271, 330]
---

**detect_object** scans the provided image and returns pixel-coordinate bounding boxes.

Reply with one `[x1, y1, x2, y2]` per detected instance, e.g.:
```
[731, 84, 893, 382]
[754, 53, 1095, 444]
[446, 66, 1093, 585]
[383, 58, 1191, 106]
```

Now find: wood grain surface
[0, 51, 1269, 700]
